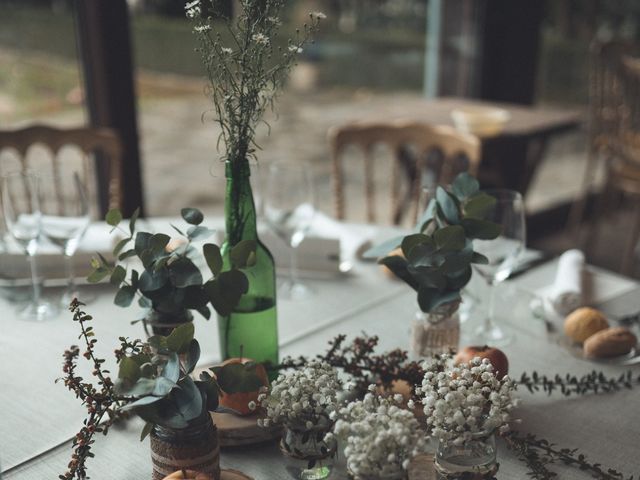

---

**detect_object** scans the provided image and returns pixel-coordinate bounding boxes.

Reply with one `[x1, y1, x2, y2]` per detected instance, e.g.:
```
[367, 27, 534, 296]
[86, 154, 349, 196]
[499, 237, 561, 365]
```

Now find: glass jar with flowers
[187, 1, 325, 368]
[59, 300, 263, 480]
[87, 208, 254, 337]
[367, 173, 501, 357]
[257, 361, 341, 479]
[333, 386, 428, 480]
[416, 355, 518, 477]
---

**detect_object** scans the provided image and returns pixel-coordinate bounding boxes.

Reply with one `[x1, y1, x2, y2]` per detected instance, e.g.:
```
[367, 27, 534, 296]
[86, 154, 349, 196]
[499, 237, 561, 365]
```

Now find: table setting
[2, 2, 640, 480]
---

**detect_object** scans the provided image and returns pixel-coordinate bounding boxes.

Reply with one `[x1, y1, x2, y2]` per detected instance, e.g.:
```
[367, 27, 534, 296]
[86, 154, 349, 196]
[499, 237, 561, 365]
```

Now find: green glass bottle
[219, 159, 278, 368]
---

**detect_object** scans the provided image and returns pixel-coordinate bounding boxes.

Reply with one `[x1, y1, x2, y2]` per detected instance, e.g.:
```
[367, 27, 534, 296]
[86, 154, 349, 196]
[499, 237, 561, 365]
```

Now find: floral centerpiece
[59, 300, 262, 480]
[187, 0, 325, 367]
[258, 361, 341, 479]
[87, 208, 254, 336]
[416, 355, 518, 477]
[368, 172, 501, 356]
[333, 386, 428, 480]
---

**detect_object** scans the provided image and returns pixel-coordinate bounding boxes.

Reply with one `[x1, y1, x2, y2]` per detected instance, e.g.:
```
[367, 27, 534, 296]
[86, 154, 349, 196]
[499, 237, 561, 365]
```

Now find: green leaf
[152, 376, 177, 397]
[203, 243, 223, 276]
[183, 339, 201, 374]
[417, 199, 437, 233]
[87, 268, 110, 284]
[113, 238, 130, 256]
[196, 305, 211, 320]
[169, 257, 203, 288]
[161, 352, 181, 383]
[110, 265, 127, 286]
[181, 207, 204, 225]
[134, 232, 152, 256]
[165, 323, 195, 353]
[114, 286, 136, 307]
[106, 208, 122, 227]
[139, 268, 169, 293]
[118, 356, 141, 382]
[417, 287, 460, 313]
[433, 225, 465, 251]
[129, 207, 140, 236]
[440, 248, 473, 275]
[122, 394, 164, 411]
[187, 225, 214, 242]
[405, 238, 437, 267]
[196, 378, 220, 412]
[218, 270, 249, 305]
[118, 249, 137, 261]
[451, 172, 480, 200]
[447, 266, 473, 290]
[115, 377, 155, 397]
[400, 234, 429, 259]
[230, 240, 257, 268]
[205, 280, 233, 316]
[461, 218, 502, 240]
[150, 233, 171, 253]
[378, 255, 418, 290]
[172, 376, 203, 423]
[215, 362, 264, 394]
[361, 235, 403, 260]
[140, 422, 154, 442]
[408, 265, 447, 290]
[436, 186, 460, 224]
[463, 192, 496, 219]
[471, 251, 490, 265]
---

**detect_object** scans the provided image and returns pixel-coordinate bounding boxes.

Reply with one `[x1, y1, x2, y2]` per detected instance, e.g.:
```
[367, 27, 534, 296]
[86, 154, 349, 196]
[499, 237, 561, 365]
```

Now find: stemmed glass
[39, 172, 91, 307]
[2, 171, 57, 321]
[263, 161, 316, 300]
[472, 190, 526, 346]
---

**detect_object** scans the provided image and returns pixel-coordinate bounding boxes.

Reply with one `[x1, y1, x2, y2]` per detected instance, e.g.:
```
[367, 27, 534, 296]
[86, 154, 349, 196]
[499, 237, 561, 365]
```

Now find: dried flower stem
[518, 370, 640, 397]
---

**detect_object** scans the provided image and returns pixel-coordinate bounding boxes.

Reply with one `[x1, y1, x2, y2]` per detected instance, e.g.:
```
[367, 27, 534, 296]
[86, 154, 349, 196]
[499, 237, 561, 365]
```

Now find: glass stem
[64, 253, 76, 299]
[484, 281, 497, 334]
[28, 250, 41, 305]
[289, 243, 299, 286]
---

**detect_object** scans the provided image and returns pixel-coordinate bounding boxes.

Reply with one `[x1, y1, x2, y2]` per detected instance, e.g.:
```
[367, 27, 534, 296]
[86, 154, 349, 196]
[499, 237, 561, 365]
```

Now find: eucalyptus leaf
[117, 356, 141, 382]
[187, 225, 214, 242]
[378, 255, 418, 290]
[87, 268, 109, 284]
[150, 233, 171, 253]
[433, 225, 465, 251]
[114, 286, 136, 307]
[113, 238, 130, 256]
[140, 421, 154, 442]
[417, 199, 437, 232]
[168, 257, 203, 288]
[110, 265, 126, 286]
[139, 268, 169, 293]
[173, 376, 203, 423]
[471, 251, 490, 265]
[400, 234, 429, 259]
[166, 323, 195, 353]
[129, 207, 140, 236]
[196, 305, 211, 320]
[106, 208, 122, 227]
[451, 172, 480, 200]
[218, 269, 249, 305]
[135, 232, 152, 256]
[361, 235, 403, 260]
[205, 280, 233, 316]
[408, 265, 447, 290]
[161, 352, 181, 383]
[116, 377, 155, 397]
[181, 207, 204, 226]
[183, 339, 201, 374]
[196, 379, 220, 412]
[118, 249, 137, 261]
[463, 192, 496, 219]
[152, 376, 177, 397]
[461, 218, 502, 240]
[122, 394, 165, 411]
[203, 243, 223, 276]
[436, 186, 460, 224]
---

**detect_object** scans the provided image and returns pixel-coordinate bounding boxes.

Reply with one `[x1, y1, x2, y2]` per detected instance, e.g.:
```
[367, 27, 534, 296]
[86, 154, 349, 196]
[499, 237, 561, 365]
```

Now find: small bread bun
[564, 307, 609, 343]
[583, 327, 637, 358]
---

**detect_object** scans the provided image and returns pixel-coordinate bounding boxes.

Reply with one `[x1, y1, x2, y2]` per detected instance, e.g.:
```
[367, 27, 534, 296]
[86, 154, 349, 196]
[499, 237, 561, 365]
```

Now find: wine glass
[39, 172, 91, 307]
[263, 161, 316, 300]
[472, 189, 526, 345]
[1, 171, 57, 321]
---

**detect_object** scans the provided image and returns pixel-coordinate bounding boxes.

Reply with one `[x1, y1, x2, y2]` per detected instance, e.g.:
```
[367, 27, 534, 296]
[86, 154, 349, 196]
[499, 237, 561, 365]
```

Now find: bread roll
[583, 327, 637, 358]
[564, 307, 609, 343]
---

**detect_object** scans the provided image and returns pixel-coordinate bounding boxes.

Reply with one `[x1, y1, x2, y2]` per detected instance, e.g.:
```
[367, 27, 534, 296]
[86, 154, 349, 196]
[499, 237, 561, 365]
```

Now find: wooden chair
[329, 121, 481, 225]
[0, 125, 123, 217]
[572, 42, 640, 274]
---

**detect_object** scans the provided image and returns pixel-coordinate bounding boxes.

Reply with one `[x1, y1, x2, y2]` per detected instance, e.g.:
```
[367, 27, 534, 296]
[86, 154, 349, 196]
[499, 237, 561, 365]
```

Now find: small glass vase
[144, 308, 194, 337]
[410, 303, 460, 358]
[280, 424, 337, 480]
[150, 412, 220, 480]
[347, 466, 407, 480]
[434, 434, 498, 479]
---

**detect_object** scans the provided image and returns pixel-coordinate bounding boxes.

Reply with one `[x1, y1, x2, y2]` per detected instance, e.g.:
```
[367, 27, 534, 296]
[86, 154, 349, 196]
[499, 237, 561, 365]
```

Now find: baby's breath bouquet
[187, 0, 325, 163]
[333, 387, 428, 479]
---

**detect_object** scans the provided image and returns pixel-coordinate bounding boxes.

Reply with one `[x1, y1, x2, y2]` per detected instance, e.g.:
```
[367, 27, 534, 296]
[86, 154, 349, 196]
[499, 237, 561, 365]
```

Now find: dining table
[1, 218, 639, 480]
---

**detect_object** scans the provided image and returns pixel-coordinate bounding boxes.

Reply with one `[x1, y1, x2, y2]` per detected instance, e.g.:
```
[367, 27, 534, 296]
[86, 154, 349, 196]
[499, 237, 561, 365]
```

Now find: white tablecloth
[2, 221, 640, 480]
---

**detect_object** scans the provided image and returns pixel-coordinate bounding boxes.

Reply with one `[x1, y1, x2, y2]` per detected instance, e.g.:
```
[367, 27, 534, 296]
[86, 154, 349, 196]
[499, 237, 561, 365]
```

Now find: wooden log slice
[212, 411, 282, 447]
[221, 469, 254, 480]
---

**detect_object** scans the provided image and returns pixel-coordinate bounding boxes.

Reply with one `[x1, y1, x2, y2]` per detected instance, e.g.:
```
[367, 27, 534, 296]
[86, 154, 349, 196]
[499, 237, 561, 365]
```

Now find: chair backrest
[329, 120, 480, 225]
[0, 125, 123, 216]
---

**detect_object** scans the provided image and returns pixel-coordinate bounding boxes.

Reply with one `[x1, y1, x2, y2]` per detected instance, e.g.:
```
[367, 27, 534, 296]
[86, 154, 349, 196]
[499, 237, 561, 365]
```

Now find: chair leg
[621, 197, 640, 275]
[568, 149, 599, 245]
[585, 174, 613, 258]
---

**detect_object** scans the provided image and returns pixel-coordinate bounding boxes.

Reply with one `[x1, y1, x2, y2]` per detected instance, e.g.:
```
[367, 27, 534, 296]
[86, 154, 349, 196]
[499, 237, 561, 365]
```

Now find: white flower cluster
[258, 361, 341, 429]
[418, 355, 518, 446]
[310, 11, 327, 20]
[252, 33, 270, 46]
[333, 387, 427, 479]
[184, 0, 200, 19]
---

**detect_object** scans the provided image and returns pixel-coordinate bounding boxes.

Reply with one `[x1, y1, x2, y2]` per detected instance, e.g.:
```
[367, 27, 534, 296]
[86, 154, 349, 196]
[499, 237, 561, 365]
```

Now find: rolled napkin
[548, 249, 585, 316]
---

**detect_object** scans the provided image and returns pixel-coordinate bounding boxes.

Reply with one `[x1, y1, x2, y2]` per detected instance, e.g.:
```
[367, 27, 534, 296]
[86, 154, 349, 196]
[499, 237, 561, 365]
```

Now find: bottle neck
[224, 159, 258, 245]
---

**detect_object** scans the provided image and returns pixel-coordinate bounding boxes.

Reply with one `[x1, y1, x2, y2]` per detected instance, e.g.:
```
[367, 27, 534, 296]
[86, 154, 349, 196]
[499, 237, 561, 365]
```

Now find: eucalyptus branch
[518, 370, 640, 397]
[503, 431, 637, 480]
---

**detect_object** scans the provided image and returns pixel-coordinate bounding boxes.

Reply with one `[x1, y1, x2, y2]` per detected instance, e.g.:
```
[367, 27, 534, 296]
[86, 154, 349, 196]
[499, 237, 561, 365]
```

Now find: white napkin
[548, 249, 585, 316]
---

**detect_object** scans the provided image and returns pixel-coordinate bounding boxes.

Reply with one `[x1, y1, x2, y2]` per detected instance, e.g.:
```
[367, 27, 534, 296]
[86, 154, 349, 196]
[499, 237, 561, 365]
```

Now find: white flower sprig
[187, 0, 325, 164]
[417, 355, 518, 446]
[333, 387, 427, 479]
[257, 361, 341, 430]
